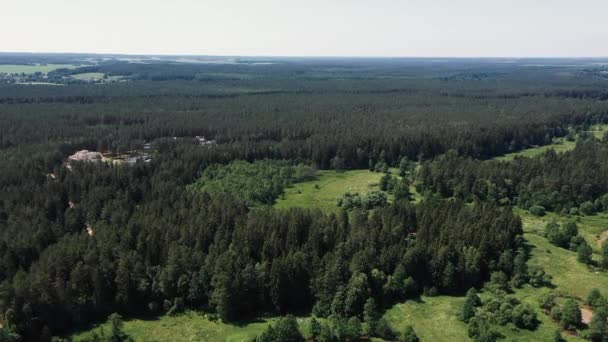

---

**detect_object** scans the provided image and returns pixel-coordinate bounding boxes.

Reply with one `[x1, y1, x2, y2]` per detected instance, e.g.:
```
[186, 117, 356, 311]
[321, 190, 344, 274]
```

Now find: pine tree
[577, 241, 593, 265]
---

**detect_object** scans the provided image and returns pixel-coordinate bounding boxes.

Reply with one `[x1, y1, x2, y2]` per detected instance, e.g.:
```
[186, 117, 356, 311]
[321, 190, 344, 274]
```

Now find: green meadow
[274, 169, 386, 212]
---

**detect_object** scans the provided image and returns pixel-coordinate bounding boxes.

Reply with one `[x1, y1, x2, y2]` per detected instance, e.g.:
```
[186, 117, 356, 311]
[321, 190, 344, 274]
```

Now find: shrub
[529, 205, 546, 216]
[579, 201, 596, 215]
[256, 315, 304, 342]
[400, 325, 419, 342]
[511, 303, 538, 330]
[468, 316, 502, 342]
[586, 289, 606, 309]
[375, 318, 395, 340]
[577, 241, 593, 265]
[560, 299, 581, 330]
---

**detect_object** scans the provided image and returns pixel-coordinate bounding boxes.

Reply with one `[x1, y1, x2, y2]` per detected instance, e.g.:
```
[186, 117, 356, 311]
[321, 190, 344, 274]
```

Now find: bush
[529, 205, 546, 216]
[468, 316, 502, 342]
[577, 241, 593, 265]
[511, 303, 538, 330]
[256, 315, 304, 342]
[399, 325, 419, 342]
[579, 201, 596, 215]
[550, 306, 562, 321]
[539, 292, 557, 311]
[601, 240, 608, 270]
[375, 318, 395, 340]
[586, 289, 606, 309]
[587, 306, 608, 341]
[553, 329, 565, 342]
[560, 299, 581, 330]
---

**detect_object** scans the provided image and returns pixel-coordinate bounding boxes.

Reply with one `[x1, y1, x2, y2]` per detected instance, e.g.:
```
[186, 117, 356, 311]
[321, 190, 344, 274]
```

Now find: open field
[275, 168, 420, 212]
[518, 209, 608, 298]
[517, 208, 608, 253]
[69, 312, 280, 342]
[274, 169, 386, 211]
[70, 72, 105, 80]
[384, 296, 469, 342]
[0, 64, 77, 73]
[68, 312, 327, 342]
[495, 124, 608, 161]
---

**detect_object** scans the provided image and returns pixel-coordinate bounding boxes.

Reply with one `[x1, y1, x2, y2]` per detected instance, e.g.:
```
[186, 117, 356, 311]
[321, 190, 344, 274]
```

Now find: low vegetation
[189, 160, 317, 206]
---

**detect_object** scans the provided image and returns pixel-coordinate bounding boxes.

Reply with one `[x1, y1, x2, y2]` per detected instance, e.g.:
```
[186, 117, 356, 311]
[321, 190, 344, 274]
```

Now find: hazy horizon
[3, 0, 608, 58]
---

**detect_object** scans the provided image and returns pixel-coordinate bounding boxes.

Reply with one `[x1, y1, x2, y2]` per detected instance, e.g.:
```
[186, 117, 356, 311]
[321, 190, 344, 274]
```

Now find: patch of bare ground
[86, 223, 94, 236]
[581, 306, 593, 325]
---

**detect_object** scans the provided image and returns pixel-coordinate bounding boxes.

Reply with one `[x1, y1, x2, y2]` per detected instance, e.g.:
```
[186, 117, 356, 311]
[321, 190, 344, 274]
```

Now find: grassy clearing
[68, 312, 323, 342]
[274, 169, 386, 212]
[516, 208, 608, 253]
[275, 168, 421, 212]
[518, 209, 608, 297]
[0, 64, 77, 74]
[491, 286, 583, 342]
[71, 72, 105, 80]
[384, 296, 469, 342]
[524, 232, 608, 300]
[69, 312, 279, 342]
[495, 124, 608, 161]
[506, 210, 608, 340]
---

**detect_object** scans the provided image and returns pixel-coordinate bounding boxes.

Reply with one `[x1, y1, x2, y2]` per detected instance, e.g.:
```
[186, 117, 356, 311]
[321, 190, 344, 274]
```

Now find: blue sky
[3, 0, 607, 57]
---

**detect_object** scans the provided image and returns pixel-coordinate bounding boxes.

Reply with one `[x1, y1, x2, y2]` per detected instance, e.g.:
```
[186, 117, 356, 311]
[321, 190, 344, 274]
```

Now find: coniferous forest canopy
[1, 53, 608, 341]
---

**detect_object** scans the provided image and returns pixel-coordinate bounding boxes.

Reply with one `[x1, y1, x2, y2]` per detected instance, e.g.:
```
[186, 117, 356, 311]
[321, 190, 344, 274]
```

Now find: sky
[2, 0, 608, 57]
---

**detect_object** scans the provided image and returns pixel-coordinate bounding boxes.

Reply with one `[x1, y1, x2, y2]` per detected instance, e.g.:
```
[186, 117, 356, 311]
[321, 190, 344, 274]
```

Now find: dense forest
[1, 54, 608, 341]
[417, 133, 608, 215]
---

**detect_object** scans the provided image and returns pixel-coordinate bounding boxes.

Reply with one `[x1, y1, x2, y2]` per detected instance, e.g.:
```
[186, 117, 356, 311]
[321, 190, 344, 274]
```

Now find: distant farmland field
[0, 64, 78, 73]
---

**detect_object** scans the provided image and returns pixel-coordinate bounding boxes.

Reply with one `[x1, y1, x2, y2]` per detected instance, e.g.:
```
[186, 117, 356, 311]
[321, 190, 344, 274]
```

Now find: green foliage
[374, 318, 395, 340]
[108, 313, 132, 342]
[0, 328, 20, 342]
[309, 317, 321, 341]
[399, 325, 419, 342]
[577, 240, 593, 265]
[255, 315, 304, 342]
[418, 136, 608, 214]
[362, 297, 379, 336]
[587, 305, 608, 342]
[580, 201, 596, 215]
[602, 240, 608, 270]
[530, 205, 546, 217]
[461, 288, 481, 322]
[189, 160, 316, 206]
[467, 316, 503, 342]
[552, 329, 565, 342]
[4, 56, 608, 341]
[546, 220, 584, 254]
[587, 289, 606, 309]
[559, 299, 581, 330]
[336, 191, 388, 210]
[528, 266, 552, 288]
[510, 303, 538, 330]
